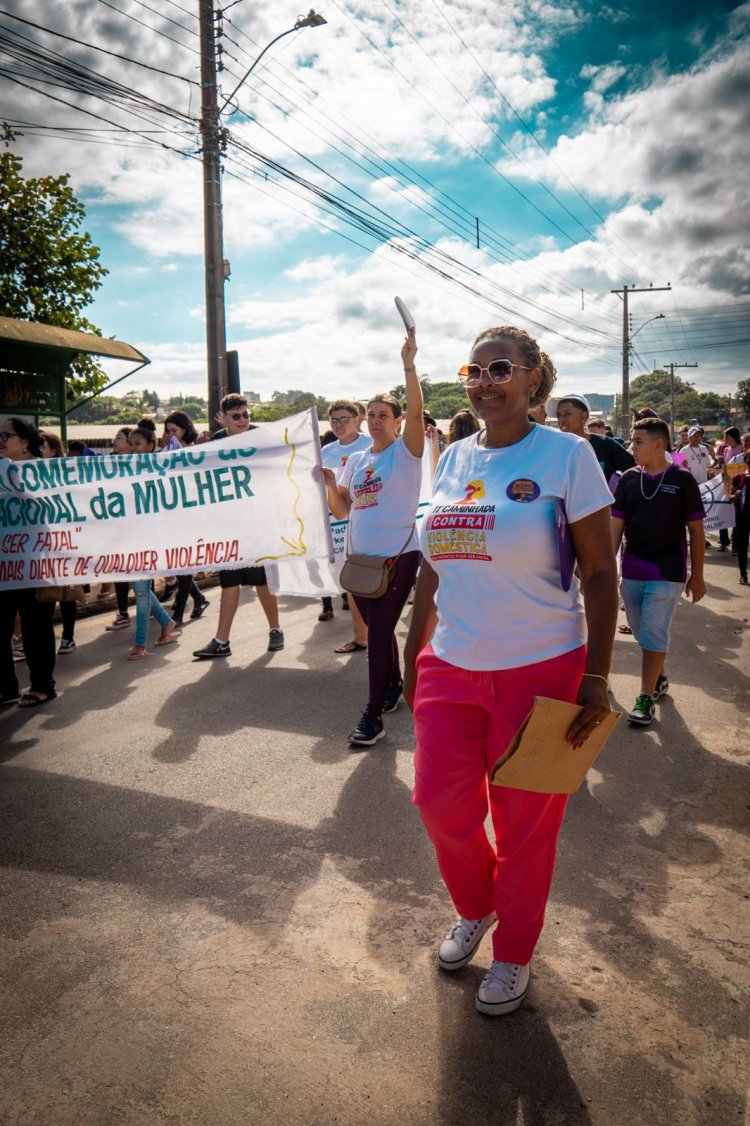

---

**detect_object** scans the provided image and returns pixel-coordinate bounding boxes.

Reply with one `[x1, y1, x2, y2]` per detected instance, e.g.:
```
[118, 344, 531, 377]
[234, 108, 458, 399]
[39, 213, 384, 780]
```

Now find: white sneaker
[476, 960, 530, 1016]
[437, 913, 497, 971]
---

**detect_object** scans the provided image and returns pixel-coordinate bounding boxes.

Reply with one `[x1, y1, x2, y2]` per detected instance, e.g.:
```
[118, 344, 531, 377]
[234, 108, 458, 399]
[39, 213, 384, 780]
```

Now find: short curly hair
[470, 326, 556, 408]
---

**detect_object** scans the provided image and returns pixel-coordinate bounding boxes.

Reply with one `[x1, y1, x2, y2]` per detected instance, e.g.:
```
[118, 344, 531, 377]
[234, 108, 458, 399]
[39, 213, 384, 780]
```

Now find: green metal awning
[0, 316, 150, 435]
[0, 316, 148, 377]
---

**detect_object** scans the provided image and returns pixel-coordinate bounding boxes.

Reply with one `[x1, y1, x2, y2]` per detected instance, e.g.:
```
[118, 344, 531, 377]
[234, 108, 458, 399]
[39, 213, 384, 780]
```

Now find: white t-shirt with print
[321, 432, 371, 481]
[682, 444, 711, 484]
[340, 437, 422, 556]
[420, 426, 614, 671]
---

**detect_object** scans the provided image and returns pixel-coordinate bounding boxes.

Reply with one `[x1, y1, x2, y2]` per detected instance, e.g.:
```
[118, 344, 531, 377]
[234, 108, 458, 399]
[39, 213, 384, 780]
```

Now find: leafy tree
[629, 369, 683, 418]
[736, 379, 750, 414]
[253, 401, 310, 422]
[178, 399, 209, 422]
[0, 126, 109, 397]
[409, 380, 468, 420]
[629, 369, 732, 426]
[66, 395, 126, 423]
[389, 376, 433, 403]
[272, 388, 307, 404]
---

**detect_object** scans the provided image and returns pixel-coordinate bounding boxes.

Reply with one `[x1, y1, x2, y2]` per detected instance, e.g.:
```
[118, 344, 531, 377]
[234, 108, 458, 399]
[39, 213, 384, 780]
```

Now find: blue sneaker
[348, 711, 384, 746]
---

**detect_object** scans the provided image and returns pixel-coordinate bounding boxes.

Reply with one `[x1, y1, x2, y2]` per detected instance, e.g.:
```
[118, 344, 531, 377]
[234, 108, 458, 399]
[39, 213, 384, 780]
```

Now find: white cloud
[3, 0, 747, 407]
[580, 62, 627, 93]
[499, 42, 750, 299]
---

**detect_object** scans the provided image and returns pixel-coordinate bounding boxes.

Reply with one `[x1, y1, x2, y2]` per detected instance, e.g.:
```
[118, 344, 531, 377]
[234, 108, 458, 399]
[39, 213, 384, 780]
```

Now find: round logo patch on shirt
[506, 478, 541, 503]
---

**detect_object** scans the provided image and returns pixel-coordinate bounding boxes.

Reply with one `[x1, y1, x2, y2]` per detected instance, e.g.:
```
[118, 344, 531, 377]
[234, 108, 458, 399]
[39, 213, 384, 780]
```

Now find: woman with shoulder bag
[0, 419, 57, 707]
[324, 329, 425, 745]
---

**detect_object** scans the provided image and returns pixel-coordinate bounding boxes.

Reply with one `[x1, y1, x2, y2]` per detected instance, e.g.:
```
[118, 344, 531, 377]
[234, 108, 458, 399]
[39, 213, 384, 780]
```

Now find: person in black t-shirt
[192, 394, 284, 659]
[556, 394, 635, 485]
[612, 417, 705, 727]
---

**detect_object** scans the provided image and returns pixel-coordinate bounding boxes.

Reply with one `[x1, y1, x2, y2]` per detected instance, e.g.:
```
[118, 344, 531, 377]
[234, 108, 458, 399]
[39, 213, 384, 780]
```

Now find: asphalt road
[1, 548, 748, 1125]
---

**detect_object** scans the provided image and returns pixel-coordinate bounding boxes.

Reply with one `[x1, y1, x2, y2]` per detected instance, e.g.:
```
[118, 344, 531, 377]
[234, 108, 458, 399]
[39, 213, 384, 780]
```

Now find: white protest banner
[699, 475, 735, 533]
[270, 440, 436, 598]
[0, 410, 332, 591]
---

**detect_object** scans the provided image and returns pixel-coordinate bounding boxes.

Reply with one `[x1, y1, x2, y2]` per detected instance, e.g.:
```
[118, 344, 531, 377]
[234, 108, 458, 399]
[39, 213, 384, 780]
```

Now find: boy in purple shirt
[612, 417, 706, 726]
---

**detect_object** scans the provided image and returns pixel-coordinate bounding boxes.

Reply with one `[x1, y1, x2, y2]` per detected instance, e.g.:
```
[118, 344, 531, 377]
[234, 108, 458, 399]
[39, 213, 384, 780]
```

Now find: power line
[223, 151, 620, 368]
[337, 0, 652, 286]
[225, 134, 622, 357]
[0, 26, 196, 127]
[221, 17, 615, 314]
[0, 72, 197, 156]
[91, 0, 199, 56]
[226, 127, 620, 343]
[0, 7, 198, 84]
[425, 0, 666, 283]
[127, 0, 199, 39]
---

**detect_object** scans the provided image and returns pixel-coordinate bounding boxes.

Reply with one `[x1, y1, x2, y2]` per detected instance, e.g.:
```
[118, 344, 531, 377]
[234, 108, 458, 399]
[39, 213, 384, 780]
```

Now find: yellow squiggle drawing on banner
[256, 426, 307, 561]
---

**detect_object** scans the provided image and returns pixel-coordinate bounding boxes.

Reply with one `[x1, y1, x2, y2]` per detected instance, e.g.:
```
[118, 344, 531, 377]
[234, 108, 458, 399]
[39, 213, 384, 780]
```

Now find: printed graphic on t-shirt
[425, 480, 495, 561]
[352, 465, 382, 508]
[457, 479, 486, 504]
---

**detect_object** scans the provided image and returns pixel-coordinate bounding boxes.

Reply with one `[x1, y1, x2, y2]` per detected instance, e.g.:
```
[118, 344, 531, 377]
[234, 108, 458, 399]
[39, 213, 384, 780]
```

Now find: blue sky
[3, 0, 749, 404]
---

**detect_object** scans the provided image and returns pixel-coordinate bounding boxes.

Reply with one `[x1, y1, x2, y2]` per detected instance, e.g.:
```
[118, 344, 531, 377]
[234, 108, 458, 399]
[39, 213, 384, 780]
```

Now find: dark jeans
[0, 588, 56, 698]
[172, 574, 204, 620]
[736, 513, 750, 579]
[115, 581, 130, 615]
[353, 550, 420, 716]
[60, 600, 77, 642]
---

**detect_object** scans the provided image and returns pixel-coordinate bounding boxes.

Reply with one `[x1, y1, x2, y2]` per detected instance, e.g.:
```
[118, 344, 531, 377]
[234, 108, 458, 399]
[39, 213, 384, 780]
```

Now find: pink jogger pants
[412, 643, 586, 965]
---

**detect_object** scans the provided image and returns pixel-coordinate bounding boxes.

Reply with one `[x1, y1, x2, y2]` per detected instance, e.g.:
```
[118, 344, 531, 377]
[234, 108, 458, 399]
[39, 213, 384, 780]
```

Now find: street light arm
[220, 26, 298, 113]
[630, 313, 665, 342]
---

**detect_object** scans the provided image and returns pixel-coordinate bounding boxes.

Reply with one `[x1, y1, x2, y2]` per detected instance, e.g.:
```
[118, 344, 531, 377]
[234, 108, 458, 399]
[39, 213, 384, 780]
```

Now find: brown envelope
[490, 696, 621, 794]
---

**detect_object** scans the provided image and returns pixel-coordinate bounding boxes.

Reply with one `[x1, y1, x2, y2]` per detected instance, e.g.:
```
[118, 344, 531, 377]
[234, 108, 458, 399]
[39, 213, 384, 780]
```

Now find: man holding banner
[192, 394, 286, 659]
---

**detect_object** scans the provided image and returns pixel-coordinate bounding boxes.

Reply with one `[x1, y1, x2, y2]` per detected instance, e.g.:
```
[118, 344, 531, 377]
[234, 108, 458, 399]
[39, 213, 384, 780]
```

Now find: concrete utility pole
[199, 0, 227, 427]
[666, 361, 698, 435]
[198, 6, 327, 425]
[611, 283, 671, 436]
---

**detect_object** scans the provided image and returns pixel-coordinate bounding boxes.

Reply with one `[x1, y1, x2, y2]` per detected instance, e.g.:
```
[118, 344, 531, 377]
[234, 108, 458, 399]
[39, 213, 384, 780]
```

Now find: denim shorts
[621, 579, 683, 652]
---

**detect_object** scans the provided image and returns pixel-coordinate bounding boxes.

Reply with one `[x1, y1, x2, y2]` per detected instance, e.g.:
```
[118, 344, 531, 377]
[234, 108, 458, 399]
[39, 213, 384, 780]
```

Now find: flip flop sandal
[18, 691, 57, 708]
[618, 624, 633, 634]
[334, 641, 367, 653]
[128, 646, 148, 660]
[155, 628, 180, 646]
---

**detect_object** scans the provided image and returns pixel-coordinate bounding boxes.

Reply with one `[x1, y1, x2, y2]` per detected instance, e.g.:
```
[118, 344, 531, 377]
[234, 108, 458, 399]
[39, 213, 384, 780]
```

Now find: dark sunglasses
[228, 411, 250, 421]
[0, 430, 18, 442]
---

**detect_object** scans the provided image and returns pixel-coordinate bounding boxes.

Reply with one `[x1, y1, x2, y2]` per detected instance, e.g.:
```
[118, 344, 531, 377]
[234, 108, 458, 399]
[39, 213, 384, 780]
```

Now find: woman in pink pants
[403, 325, 618, 1017]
